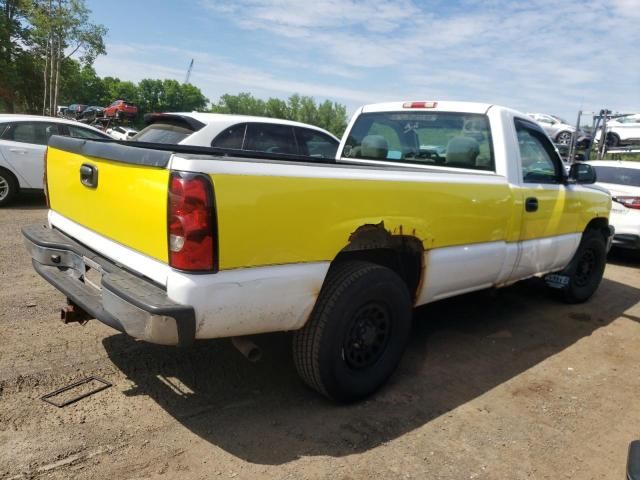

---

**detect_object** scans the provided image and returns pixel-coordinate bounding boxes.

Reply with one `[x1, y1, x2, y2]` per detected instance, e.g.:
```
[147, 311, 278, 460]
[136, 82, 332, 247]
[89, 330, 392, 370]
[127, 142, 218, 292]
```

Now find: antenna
[184, 59, 194, 84]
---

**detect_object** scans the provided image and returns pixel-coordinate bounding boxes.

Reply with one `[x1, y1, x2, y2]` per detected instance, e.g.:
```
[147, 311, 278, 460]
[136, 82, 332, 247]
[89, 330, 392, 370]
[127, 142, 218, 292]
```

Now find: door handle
[9, 148, 28, 154]
[80, 163, 98, 188]
[525, 197, 538, 212]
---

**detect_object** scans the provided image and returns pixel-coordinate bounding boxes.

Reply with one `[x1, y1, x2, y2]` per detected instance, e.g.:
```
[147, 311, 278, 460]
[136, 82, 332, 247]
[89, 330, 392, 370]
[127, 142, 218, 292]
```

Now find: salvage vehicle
[106, 125, 138, 141]
[527, 112, 591, 147]
[0, 115, 110, 206]
[593, 113, 640, 147]
[66, 104, 88, 119]
[590, 160, 640, 249]
[103, 99, 138, 120]
[23, 101, 612, 402]
[134, 112, 340, 158]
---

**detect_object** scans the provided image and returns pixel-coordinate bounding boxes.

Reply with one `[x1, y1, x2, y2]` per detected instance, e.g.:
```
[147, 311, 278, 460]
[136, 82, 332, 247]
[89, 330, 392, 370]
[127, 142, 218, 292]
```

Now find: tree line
[0, 0, 348, 136]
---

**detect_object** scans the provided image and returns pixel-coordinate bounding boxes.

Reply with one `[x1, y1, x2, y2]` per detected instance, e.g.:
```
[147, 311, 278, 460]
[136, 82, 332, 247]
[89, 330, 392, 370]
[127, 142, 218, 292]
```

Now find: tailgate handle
[80, 164, 98, 189]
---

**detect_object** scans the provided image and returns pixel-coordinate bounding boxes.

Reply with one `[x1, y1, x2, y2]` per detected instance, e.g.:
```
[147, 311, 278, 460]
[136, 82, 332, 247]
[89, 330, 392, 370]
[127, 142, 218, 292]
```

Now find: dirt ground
[1, 194, 640, 480]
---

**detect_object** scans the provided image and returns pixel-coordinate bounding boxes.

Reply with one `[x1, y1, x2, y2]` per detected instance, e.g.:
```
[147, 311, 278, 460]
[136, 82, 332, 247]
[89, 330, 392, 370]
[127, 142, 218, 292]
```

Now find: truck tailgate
[46, 136, 170, 263]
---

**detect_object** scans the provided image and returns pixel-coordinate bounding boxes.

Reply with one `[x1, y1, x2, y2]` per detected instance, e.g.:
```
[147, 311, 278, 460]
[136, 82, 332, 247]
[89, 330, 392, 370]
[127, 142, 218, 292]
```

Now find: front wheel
[556, 230, 607, 304]
[556, 131, 573, 145]
[293, 261, 412, 402]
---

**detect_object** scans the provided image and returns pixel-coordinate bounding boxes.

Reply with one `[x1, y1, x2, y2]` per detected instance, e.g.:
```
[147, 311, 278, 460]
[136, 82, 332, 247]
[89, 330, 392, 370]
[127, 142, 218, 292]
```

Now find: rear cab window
[342, 111, 495, 171]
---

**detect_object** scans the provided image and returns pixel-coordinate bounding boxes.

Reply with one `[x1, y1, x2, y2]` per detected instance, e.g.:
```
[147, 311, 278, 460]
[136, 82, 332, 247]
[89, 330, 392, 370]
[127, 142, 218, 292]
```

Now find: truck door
[510, 118, 582, 280]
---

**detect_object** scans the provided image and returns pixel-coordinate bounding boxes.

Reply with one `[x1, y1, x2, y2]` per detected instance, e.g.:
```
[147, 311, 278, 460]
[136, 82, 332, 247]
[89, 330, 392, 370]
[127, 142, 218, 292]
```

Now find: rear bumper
[22, 224, 195, 346]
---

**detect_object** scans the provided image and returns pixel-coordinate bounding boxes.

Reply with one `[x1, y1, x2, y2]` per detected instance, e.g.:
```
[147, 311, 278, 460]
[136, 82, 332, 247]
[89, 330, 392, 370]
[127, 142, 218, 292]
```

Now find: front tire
[293, 261, 412, 403]
[0, 168, 18, 207]
[558, 230, 607, 304]
[556, 131, 573, 145]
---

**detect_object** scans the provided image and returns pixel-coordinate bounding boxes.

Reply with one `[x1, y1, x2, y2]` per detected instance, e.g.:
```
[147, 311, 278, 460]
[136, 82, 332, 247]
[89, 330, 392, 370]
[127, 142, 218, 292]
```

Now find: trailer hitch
[60, 299, 92, 325]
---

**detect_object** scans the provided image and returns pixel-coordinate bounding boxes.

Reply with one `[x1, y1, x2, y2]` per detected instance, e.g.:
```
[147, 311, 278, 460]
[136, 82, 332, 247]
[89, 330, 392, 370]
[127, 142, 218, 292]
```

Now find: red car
[104, 100, 138, 119]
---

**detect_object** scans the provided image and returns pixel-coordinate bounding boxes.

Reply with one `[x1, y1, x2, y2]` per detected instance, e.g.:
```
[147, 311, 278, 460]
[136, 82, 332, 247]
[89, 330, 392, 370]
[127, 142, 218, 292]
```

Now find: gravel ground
[1, 194, 639, 480]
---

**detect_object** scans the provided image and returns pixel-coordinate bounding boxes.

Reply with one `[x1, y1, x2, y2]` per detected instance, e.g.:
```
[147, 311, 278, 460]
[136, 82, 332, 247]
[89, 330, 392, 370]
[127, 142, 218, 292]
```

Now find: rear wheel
[0, 168, 18, 207]
[557, 230, 607, 303]
[605, 132, 620, 147]
[293, 261, 412, 402]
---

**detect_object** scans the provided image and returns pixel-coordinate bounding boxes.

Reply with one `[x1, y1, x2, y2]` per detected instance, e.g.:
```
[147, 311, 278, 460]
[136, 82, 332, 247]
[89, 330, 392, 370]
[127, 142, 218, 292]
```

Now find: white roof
[167, 112, 339, 141]
[0, 114, 107, 134]
[360, 100, 493, 115]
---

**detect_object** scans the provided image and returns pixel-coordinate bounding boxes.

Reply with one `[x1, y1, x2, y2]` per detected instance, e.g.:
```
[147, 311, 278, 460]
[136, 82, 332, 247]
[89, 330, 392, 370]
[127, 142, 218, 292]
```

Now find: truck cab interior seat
[445, 136, 480, 169]
[360, 135, 388, 160]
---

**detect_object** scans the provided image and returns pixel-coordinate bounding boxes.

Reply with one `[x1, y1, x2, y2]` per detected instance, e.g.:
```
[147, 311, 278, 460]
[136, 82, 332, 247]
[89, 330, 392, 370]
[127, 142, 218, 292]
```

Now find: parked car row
[59, 99, 139, 121]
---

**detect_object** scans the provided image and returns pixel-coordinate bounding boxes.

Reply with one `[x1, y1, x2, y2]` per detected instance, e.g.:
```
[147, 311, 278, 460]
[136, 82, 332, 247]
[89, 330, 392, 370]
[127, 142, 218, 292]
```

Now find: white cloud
[96, 0, 640, 120]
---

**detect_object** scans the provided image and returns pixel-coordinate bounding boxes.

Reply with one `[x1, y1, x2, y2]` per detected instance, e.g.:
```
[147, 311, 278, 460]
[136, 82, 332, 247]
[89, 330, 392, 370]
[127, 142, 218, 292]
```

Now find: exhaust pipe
[231, 337, 262, 362]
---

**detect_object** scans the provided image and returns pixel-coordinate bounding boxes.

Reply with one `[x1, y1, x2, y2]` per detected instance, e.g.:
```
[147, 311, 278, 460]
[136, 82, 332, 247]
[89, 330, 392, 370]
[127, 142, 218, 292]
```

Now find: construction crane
[184, 59, 194, 84]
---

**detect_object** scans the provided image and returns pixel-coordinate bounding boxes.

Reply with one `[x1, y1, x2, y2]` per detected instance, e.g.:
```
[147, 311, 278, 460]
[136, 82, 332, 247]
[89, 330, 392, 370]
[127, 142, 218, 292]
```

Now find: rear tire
[293, 261, 412, 403]
[605, 132, 620, 147]
[557, 230, 607, 304]
[0, 168, 18, 207]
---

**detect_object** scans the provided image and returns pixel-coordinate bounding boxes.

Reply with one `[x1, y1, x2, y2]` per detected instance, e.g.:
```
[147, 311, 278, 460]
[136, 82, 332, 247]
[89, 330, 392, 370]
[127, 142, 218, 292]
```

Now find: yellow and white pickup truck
[23, 101, 612, 402]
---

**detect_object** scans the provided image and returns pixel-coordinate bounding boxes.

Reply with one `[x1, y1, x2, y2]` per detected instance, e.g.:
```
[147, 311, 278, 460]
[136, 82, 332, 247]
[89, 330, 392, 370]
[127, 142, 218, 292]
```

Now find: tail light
[613, 196, 640, 210]
[168, 172, 217, 271]
[43, 147, 50, 208]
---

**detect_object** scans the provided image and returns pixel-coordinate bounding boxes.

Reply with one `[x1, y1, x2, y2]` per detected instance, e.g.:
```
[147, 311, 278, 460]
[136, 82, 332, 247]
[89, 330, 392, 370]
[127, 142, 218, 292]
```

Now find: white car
[0, 115, 110, 206]
[106, 126, 138, 141]
[134, 112, 340, 159]
[590, 160, 640, 249]
[594, 114, 640, 147]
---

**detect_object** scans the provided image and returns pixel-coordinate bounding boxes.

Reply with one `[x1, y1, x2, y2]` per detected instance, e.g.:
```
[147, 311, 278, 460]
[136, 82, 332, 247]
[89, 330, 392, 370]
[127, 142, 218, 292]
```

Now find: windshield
[593, 166, 640, 187]
[342, 111, 494, 171]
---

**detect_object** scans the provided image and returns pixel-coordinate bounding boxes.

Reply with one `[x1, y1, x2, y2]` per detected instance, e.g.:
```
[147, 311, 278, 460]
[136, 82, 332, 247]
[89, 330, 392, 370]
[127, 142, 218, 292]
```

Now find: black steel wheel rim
[343, 302, 392, 370]
[574, 249, 596, 288]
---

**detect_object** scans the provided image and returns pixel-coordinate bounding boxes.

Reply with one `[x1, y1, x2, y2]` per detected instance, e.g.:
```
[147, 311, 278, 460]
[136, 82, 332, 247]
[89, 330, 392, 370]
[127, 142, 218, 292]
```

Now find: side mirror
[568, 162, 596, 184]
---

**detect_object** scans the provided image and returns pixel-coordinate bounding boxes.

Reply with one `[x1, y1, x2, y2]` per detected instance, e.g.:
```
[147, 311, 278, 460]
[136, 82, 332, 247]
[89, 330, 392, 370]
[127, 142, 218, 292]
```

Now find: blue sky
[89, 0, 640, 122]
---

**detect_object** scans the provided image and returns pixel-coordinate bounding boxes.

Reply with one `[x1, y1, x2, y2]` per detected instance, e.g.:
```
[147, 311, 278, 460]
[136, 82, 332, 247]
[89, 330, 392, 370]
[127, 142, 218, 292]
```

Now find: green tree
[29, 0, 106, 115]
[0, 0, 32, 112]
